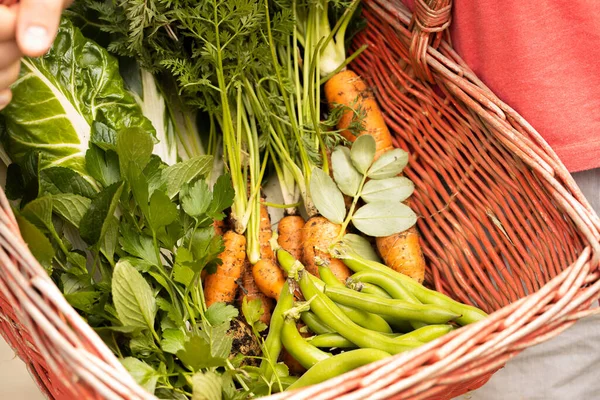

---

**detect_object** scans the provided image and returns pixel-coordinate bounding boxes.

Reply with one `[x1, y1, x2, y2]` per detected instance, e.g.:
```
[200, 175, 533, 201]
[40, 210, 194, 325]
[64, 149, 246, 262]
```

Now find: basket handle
[408, 0, 453, 82]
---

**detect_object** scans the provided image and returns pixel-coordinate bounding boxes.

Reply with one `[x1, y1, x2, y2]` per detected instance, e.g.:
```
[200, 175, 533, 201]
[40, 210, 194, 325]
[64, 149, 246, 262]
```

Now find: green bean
[318, 264, 345, 287]
[348, 271, 420, 303]
[300, 311, 335, 334]
[259, 280, 294, 378]
[281, 317, 331, 369]
[351, 280, 393, 299]
[286, 349, 391, 390]
[324, 286, 461, 324]
[308, 333, 357, 349]
[339, 249, 488, 325]
[297, 269, 420, 355]
[395, 324, 453, 343]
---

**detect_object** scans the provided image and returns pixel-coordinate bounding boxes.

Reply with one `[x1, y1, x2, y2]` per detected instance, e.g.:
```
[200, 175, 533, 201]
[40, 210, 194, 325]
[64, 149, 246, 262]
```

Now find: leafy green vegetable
[310, 168, 346, 224]
[79, 182, 124, 245]
[352, 202, 418, 237]
[112, 259, 157, 332]
[15, 214, 55, 270]
[350, 135, 376, 174]
[367, 148, 409, 179]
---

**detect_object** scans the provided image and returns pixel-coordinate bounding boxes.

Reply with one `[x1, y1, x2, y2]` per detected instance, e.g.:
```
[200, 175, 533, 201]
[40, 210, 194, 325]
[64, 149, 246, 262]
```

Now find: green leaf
[117, 127, 154, 178]
[80, 182, 124, 245]
[343, 234, 381, 262]
[85, 146, 120, 188]
[121, 357, 161, 394]
[160, 155, 213, 198]
[352, 202, 417, 237]
[15, 214, 55, 270]
[367, 149, 409, 179]
[181, 180, 212, 218]
[100, 216, 119, 262]
[173, 263, 194, 287]
[207, 173, 235, 220]
[90, 121, 117, 151]
[39, 167, 97, 198]
[192, 371, 223, 400]
[21, 196, 54, 233]
[1, 19, 153, 181]
[199, 322, 234, 361]
[350, 135, 376, 174]
[361, 177, 415, 203]
[130, 331, 160, 356]
[5, 163, 25, 200]
[189, 227, 224, 273]
[112, 259, 157, 331]
[148, 190, 178, 232]
[156, 297, 184, 327]
[309, 168, 346, 224]
[161, 329, 186, 354]
[177, 333, 228, 371]
[52, 194, 91, 228]
[331, 146, 362, 196]
[65, 291, 101, 313]
[120, 225, 160, 266]
[205, 303, 239, 326]
[128, 164, 149, 218]
[242, 297, 267, 333]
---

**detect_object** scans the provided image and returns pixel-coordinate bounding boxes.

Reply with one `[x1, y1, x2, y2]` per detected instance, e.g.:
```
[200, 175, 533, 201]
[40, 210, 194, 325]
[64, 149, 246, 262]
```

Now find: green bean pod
[352, 281, 393, 299]
[259, 280, 294, 377]
[300, 311, 335, 335]
[395, 324, 453, 343]
[286, 349, 391, 391]
[324, 286, 461, 324]
[281, 318, 331, 369]
[308, 333, 357, 349]
[297, 268, 420, 355]
[339, 249, 488, 325]
[348, 271, 420, 303]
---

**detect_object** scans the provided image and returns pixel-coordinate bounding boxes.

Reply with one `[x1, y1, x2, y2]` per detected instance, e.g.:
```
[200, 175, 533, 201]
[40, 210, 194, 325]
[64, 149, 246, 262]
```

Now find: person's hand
[0, 0, 71, 111]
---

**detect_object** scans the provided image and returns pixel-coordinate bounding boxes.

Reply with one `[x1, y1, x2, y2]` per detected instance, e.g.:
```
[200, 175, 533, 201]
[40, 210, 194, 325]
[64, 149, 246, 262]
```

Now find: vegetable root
[301, 216, 351, 281]
[277, 215, 305, 261]
[376, 226, 426, 283]
[259, 204, 275, 260]
[252, 259, 286, 300]
[239, 261, 273, 325]
[204, 231, 246, 307]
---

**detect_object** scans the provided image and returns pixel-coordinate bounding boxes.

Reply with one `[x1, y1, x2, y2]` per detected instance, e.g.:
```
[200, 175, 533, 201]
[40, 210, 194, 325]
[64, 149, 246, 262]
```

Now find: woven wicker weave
[1, 0, 599, 399]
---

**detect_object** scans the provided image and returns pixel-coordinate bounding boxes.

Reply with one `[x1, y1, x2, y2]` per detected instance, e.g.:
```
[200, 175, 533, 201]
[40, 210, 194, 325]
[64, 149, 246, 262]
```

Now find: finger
[0, 41, 21, 69]
[16, 0, 65, 57]
[0, 89, 12, 111]
[0, 6, 18, 41]
[0, 60, 20, 91]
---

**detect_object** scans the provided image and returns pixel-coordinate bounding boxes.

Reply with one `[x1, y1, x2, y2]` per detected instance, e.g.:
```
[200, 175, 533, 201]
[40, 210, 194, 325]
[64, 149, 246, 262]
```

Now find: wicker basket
[1, 0, 599, 399]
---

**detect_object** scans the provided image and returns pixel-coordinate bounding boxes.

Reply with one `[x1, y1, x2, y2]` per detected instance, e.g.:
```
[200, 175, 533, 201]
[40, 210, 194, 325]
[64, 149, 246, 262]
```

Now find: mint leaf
[52, 194, 91, 228]
[207, 173, 234, 220]
[80, 182, 124, 245]
[21, 196, 54, 233]
[85, 146, 120, 188]
[148, 190, 178, 232]
[117, 127, 154, 178]
[205, 303, 239, 326]
[100, 216, 119, 263]
[65, 291, 101, 313]
[120, 357, 161, 394]
[112, 259, 156, 331]
[181, 180, 212, 218]
[91, 121, 117, 151]
[15, 214, 54, 270]
[39, 167, 97, 198]
[160, 155, 213, 198]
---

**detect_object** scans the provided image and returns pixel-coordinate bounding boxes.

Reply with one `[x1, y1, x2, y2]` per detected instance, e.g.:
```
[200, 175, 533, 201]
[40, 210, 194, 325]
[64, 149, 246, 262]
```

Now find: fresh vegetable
[277, 215, 305, 261]
[302, 216, 351, 279]
[253, 258, 286, 300]
[204, 231, 246, 307]
[239, 260, 274, 325]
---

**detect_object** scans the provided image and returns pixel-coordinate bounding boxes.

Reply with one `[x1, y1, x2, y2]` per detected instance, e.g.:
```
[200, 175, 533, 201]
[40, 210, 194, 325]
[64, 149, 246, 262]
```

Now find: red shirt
[402, 0, 600, 172]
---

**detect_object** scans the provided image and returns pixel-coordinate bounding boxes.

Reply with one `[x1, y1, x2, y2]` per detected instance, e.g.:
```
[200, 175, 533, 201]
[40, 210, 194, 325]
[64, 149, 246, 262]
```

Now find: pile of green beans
[268, 248, 488, 390]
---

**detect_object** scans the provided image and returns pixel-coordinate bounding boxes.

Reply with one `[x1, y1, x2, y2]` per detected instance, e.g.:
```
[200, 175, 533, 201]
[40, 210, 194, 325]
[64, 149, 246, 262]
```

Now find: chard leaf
[350, 135, 376, 174]
[120, 357, 161, 394]
[112, 259, 156, 331]
[85, 146, 120, 188]
[147, 190, 178, 232]
[80, 182, 124, 245]
[39, 167, 97, 198]
[5, 163, 25, 200]
[332, 146, 361, 196]
[52, 194, 91, 228]
[192, 371, 223, 400]
[310, 168, 346, 224]
[367, 149, 409, 179]
[0, 19, 153, 181]
[361, 177, 415, 203]
[352, 202, 417, 237]
[15, 214, 54, 270]
[160, 155, 213, 198]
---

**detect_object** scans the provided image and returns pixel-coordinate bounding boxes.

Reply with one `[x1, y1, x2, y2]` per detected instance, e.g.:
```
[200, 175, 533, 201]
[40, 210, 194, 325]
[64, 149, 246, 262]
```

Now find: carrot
[277, 215, 305, 261]
[325, 69, 426, 283]
[302, 216, 351, 282]
[204, 231, 246, 307]
[376, 226, 426, 283]
[239, 260, 273, 325]
[259, 204, 275, 260]
[324, 69, 393, 159]
[252, 258, 286, 300]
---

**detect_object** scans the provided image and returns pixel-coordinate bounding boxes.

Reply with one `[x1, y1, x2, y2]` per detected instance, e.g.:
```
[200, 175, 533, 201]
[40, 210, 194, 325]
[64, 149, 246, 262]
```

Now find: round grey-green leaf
[343, 233, 381, 262]
[361, 177, 415, 203]
[350, 135, 376, 174]
[310, 168, 346, 224]
[367, 149, 409, 179]
[352, 202, 417, 237]
[332, 146, 362, 196]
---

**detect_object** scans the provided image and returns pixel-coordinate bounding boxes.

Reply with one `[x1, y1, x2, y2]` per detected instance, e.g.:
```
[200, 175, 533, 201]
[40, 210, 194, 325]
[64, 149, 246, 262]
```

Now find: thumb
[16, 0, 66, 57]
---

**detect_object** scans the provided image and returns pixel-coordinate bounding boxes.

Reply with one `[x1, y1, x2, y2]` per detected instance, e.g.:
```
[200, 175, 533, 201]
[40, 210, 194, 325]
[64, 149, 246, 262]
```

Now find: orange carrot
[325, 69, 426, 283]
[259, 204, 275, 260]
[252, 258, 286, 300]
[239, 260, 273, 325]
[302, 216, 351, 282]
[277, 215, 305, 261]
[204, 231, 246, 307]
